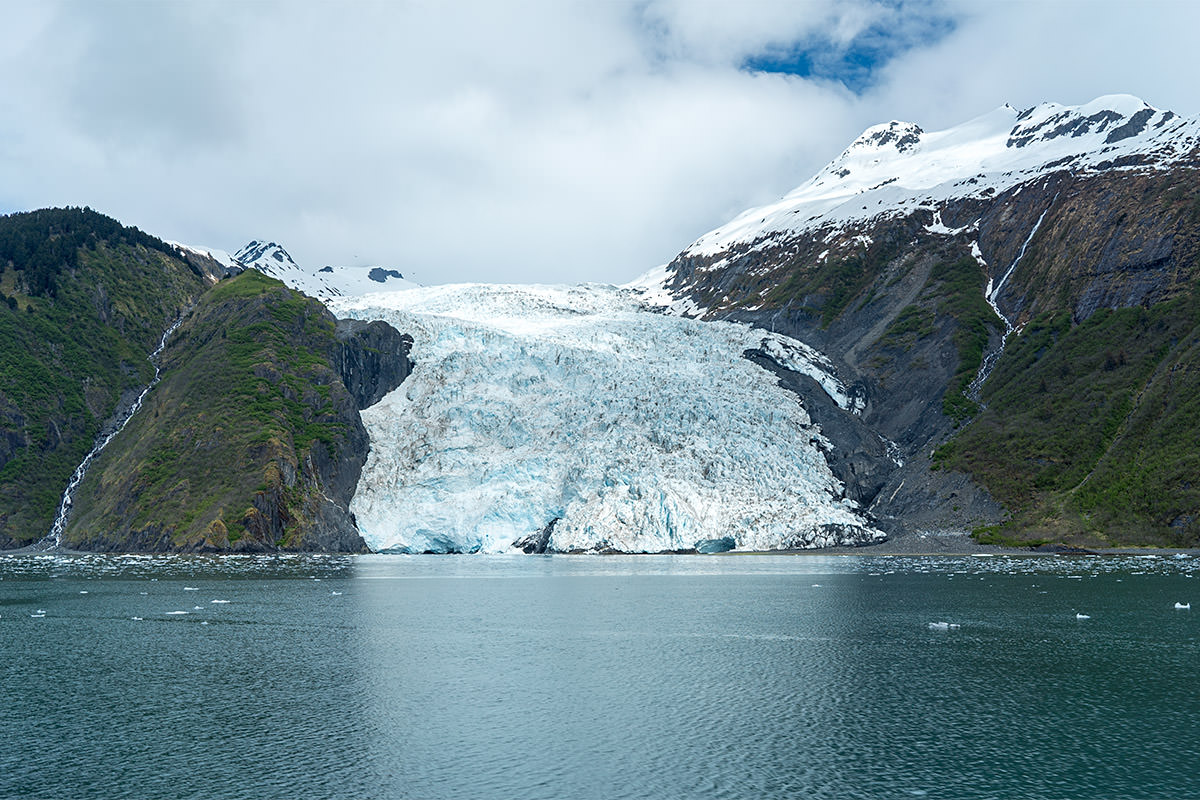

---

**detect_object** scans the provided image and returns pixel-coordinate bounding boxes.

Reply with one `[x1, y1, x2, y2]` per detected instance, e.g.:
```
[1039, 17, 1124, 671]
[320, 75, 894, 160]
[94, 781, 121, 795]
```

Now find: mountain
[0, 208, 213, 548]
[232, 240, 419, 303]
[641, 94, 1200, 547]
[0, 210, 410, 552]
[64, 270, 411, 552]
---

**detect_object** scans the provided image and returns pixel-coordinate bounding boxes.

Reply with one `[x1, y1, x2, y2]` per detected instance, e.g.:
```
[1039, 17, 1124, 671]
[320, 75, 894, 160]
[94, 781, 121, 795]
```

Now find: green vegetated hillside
[933, 170, 1200, 547]
[65, 270, 377, 552]
[937, 297, 1200, 547]
[0, 208, 211, 547]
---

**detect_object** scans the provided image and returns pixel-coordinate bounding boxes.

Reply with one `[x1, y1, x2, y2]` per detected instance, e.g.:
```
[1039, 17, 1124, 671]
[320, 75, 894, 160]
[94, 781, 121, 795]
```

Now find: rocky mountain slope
[642, 94, 1200, 547]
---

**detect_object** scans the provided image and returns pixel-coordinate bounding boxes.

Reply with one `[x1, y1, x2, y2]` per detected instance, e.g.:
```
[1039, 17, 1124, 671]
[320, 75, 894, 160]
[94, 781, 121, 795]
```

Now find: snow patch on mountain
[234, 240, 420, 302]
[330, 283, 881, 554]
[166, 242, 241, 279]
[679, 95, 1199, 262]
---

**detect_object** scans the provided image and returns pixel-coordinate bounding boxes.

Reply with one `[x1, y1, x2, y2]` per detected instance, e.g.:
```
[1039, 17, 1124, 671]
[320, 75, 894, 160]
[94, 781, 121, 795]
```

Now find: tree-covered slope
[0, 208, 211, 547]
[937, 297, 1200, 547]
[64, 270, 411, 552]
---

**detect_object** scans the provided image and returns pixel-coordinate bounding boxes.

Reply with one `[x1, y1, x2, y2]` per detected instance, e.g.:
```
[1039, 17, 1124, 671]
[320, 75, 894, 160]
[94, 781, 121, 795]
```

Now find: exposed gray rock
[334, 319, 413, 409]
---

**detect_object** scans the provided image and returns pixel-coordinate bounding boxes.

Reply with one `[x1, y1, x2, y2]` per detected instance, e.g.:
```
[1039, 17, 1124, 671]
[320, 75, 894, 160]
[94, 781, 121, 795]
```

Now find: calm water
[2, 552, 1198, 799]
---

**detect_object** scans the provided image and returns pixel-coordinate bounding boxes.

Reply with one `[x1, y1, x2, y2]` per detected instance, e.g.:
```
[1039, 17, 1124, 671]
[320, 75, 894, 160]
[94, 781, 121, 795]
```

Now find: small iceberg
[927, 621, 960, 631]
[1175, 602, 1191, 610]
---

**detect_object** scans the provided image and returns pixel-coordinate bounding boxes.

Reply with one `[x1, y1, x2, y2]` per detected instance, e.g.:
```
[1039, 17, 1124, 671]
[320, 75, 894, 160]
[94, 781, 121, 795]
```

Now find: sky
[2, 0, 1198, 285]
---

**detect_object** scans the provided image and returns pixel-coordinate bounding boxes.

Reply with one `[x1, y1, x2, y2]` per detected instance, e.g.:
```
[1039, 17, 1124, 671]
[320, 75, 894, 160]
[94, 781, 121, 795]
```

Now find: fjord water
[2, 554, 1198, 799]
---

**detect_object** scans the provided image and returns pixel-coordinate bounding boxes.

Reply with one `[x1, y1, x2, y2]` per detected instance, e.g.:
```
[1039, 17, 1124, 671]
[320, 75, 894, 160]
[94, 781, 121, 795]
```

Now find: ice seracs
[331, 283, 883, 554]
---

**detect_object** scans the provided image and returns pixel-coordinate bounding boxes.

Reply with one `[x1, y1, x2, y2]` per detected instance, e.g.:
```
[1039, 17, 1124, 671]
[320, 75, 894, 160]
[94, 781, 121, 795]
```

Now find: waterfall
[968, 200, 1054, 401]
[37, 314, 185, 550]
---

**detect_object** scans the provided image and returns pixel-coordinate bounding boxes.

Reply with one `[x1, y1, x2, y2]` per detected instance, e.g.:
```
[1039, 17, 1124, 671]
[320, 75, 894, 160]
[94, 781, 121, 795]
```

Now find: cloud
[0, 0, 1196, 285]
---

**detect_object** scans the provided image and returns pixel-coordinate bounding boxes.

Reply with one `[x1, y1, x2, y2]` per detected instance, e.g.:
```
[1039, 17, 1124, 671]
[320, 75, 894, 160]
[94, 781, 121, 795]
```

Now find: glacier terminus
[331, 283, 882, 553]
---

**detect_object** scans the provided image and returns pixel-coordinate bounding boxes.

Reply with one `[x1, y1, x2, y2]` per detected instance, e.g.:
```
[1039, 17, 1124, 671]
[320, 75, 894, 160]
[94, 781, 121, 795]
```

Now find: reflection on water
[2, 553, 1198, 799]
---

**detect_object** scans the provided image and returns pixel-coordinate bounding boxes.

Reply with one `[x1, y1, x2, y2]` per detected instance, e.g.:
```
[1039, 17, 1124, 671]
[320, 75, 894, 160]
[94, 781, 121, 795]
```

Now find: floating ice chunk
[1175, 602, 1191, 610]
[927, 621, 960, 630]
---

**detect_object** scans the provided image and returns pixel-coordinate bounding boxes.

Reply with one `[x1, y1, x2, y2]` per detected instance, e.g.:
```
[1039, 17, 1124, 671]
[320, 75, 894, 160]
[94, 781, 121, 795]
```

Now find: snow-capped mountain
[234, 240, 420, 302]
[632, 93, 1200, 542]
[675, 94, 1199, 264]
[330, 283, 883, 553]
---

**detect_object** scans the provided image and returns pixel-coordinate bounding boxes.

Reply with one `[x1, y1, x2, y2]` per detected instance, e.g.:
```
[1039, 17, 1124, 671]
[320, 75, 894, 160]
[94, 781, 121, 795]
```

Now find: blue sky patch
[743, 6, 957, 93]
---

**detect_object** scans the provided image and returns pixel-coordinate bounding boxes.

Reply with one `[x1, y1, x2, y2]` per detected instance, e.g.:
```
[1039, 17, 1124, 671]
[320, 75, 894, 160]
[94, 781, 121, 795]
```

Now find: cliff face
[654, 100, 1200, 547]
[64, 270, 412, 553]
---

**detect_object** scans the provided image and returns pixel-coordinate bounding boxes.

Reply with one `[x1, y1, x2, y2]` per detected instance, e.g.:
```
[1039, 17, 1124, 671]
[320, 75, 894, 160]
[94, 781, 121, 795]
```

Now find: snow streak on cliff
[332, 284, 881, 553]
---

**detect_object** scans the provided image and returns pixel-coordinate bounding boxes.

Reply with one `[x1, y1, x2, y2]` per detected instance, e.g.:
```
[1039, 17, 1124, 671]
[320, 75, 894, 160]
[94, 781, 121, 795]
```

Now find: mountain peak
[681, 94, 1198, 258]
[235, 241, 297, 268]
[849, 121, 924, 154]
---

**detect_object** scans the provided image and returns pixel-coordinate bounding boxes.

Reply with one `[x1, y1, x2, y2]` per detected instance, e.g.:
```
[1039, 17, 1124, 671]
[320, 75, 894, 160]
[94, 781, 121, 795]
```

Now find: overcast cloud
[1, 0, 1197, 284]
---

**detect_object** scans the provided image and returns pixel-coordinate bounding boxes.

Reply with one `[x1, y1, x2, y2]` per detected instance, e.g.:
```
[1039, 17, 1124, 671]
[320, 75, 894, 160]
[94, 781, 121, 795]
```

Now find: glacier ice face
[331, 283, 882, 553]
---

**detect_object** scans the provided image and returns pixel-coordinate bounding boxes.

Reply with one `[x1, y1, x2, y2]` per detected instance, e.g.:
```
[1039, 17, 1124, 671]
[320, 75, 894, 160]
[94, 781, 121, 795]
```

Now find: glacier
[330, 283, 882, 553]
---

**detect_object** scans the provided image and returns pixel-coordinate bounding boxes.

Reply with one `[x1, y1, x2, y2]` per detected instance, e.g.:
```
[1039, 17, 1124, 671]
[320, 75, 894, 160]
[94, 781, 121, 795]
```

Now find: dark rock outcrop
[515, 517, 558, 554]
[335, 319, 413, 409]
